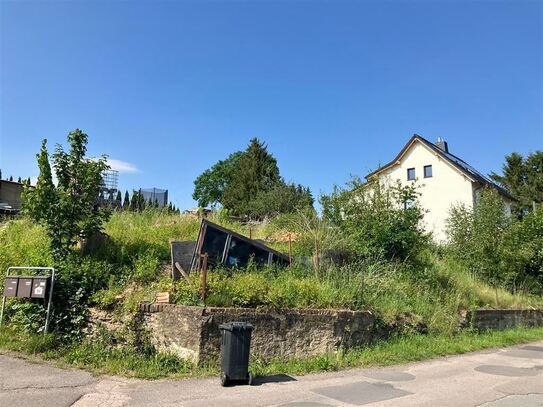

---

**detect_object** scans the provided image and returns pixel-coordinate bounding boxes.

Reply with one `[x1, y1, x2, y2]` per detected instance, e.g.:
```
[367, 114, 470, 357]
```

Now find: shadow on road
[252, 374, 297, 386]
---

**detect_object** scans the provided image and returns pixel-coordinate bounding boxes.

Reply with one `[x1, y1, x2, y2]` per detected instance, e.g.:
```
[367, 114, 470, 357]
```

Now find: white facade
[367, 136, 512, 241]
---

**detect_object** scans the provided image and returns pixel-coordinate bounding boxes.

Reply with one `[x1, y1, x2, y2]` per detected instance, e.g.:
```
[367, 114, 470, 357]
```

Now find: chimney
[435, 137, 449, 153]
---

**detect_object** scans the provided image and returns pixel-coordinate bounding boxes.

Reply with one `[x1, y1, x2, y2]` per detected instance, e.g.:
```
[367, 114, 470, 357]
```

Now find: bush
[90, 288, 122, 310]
[504, 207, 543, 289]
[446, 188, 543, 293]
[5, 301, 47, 333]
[132, 252, 161, 284]
[321, 178, 430, 263]
[228, 273, 269, 307]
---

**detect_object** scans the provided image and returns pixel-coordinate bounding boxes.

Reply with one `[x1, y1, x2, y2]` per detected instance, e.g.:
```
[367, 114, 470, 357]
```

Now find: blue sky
[1, 0, 541, 209]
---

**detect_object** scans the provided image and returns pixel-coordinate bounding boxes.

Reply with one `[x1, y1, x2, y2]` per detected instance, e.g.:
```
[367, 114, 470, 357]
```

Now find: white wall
[375, 140, 475, 241]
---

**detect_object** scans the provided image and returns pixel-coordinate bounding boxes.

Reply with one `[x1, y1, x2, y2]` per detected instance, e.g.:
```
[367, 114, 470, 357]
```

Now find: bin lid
[219, 322, 254, 331]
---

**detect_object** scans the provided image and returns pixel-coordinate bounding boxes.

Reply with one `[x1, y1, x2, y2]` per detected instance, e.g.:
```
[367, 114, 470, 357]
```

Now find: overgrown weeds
[169, 256, 543, 335]
[1, 324, 542, 379]
[2, 210, 541, 339]
[251, 326, 543, 376]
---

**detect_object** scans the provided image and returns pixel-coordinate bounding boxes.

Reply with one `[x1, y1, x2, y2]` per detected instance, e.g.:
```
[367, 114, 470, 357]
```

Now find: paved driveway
[1, 341, 542, 406]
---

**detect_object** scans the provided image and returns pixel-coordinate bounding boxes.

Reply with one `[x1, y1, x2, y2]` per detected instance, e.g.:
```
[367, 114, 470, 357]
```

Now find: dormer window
[424, 165, 433, 178]
[407, 168, 416, 181]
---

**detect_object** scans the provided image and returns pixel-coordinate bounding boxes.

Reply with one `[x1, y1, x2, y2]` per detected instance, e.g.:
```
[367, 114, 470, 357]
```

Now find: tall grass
[1, 212, 542, 338]
[251, 326, 543, 376]
[98, 210, 292, 264]
[170, 257, 543, 334]
[0, 218, 52, 272]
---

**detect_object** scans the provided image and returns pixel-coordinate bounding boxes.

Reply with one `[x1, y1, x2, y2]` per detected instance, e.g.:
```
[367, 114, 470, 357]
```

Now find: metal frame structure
[0, 266, 56, 335]
[190, 219, 289, 271]
[101, 169, 119, 191]
[98, 169, 120, 207]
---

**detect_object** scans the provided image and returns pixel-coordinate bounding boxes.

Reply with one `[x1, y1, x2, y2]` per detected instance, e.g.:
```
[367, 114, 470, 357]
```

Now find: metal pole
[314, 237, 319, 275]
[44, 268, 55, 335]
[0, 296, 6, 330]
[0, 266, 11, 330]
[200, 253, 208, 303]
[288, 233, 292, 266]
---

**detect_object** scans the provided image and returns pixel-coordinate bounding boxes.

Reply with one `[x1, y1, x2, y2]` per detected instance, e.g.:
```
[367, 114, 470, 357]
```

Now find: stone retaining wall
[88, 305, 543, 365]
[140, 304, 389, 364]
[467, 309, 543, 331]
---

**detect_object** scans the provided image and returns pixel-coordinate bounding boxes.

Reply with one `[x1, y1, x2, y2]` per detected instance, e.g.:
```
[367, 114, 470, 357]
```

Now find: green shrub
[321, 178, 430, 263]
[132, 252, 161, 284]
[504, 207, 543, 289]
[90, 288, 122, 310]
[5, 301, 47, 333]
[447, 188, 543, 293]
[228, 273, 269, 307]
[268, 273, 335, 308]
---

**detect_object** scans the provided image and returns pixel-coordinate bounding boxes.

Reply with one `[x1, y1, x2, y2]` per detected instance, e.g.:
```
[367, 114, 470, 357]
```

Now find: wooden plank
[155, 292, 171, 304]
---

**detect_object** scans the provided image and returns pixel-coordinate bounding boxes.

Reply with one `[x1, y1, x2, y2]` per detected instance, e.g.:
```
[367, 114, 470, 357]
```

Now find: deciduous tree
[192, 151, 243, 207]
[23, 130, 110, 259]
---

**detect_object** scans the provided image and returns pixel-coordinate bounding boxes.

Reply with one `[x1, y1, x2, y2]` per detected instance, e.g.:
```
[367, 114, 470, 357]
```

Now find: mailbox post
[0, 267, 55, 335]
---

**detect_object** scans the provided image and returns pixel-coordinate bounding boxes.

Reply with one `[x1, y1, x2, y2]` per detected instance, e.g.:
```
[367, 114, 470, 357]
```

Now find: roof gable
[366, 134, 514, 200]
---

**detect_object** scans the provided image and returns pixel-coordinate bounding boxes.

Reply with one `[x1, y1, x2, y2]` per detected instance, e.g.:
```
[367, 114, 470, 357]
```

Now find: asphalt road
[1, 341, 542, 407]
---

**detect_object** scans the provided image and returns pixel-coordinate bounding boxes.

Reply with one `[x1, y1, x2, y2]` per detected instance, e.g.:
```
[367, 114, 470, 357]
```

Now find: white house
[365, 134, 514, 241]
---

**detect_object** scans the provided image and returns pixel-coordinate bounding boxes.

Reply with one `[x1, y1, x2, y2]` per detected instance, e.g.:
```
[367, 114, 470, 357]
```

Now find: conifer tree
[222, 138, 280, 216]
[129, 190, 137, 211]
[490, 151, 543, 216]
[115, 190, 122, 209]
[138, 191, 145, 211]
[123, 190, 130, 210]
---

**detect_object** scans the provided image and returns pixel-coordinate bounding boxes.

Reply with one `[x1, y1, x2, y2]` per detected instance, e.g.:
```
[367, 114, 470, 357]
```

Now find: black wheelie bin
[219, 322, 254, 386]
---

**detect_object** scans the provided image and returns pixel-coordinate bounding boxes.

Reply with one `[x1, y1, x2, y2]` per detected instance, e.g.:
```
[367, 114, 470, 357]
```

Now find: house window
[424, 165, 433, 178]
[407, 168, 416, 181]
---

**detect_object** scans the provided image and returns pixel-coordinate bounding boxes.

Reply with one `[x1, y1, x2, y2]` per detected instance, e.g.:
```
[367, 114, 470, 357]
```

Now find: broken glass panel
[200, 224, 228, 265]
[226, 236, 269, 267]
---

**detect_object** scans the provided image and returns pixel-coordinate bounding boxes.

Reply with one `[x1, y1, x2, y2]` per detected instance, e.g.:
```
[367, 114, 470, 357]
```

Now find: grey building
[0, 180, 25, 214]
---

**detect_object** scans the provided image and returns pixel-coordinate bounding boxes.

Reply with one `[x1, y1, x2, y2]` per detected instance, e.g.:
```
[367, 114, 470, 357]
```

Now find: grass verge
[1, 326, 542, 379]
[252, 326, 543, 376]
